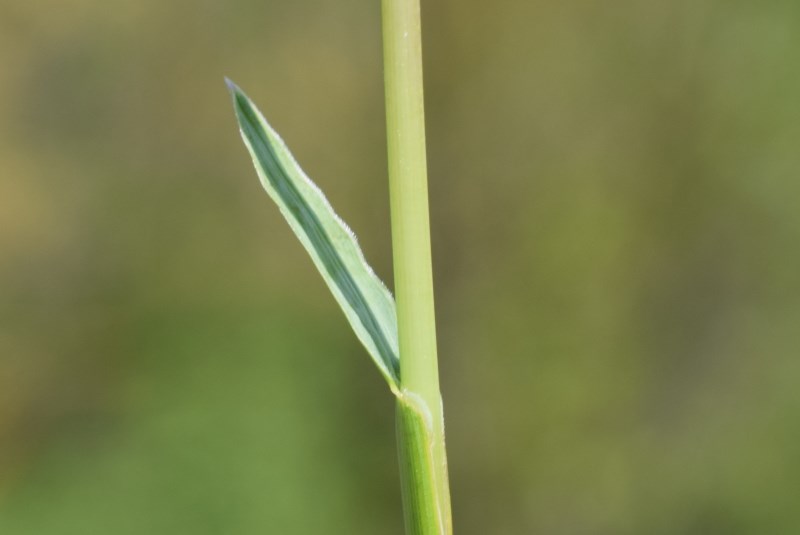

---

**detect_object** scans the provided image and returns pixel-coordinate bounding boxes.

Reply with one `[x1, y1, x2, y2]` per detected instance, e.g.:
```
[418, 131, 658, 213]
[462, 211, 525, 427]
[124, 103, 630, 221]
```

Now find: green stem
[381, 1, 452, 533]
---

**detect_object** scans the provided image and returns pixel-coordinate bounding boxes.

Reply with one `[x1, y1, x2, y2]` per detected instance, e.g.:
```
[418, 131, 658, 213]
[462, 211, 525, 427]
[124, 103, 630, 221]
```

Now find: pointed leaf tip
[224, 77, 239, 94]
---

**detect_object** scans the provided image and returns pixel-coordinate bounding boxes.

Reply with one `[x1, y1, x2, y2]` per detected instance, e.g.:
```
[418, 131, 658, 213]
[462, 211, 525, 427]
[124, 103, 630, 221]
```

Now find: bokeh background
[2, 1, 800, 533]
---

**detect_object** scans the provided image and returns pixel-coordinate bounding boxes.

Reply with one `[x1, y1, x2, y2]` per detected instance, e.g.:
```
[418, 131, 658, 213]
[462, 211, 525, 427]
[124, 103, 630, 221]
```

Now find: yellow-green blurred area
[1, 0, 799, 533]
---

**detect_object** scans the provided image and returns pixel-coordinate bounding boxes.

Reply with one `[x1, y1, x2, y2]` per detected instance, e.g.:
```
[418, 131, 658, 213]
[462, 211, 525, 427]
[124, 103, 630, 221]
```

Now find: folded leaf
[227, 79, 400, 389]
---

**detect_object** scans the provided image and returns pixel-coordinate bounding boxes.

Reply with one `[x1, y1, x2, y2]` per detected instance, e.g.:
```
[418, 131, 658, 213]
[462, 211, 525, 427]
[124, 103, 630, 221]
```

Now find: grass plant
[226, 1, 451, 533]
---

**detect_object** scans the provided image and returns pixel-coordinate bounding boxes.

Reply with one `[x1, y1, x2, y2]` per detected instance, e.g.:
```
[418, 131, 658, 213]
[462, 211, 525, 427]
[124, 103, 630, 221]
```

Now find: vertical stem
[382, 0, 436, 402]
[381, 1, 451, 534]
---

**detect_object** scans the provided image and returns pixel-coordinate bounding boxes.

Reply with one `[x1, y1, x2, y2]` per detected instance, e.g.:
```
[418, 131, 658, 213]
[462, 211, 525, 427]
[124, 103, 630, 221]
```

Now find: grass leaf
[226, 79, 400, 389]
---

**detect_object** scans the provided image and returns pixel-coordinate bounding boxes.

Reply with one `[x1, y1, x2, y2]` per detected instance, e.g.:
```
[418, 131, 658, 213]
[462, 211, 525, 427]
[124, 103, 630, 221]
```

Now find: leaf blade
[227, 79, 399, 389]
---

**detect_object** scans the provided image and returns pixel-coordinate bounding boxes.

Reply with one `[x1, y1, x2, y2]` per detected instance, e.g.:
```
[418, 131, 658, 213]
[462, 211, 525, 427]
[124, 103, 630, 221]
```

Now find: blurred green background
[2, 1, 800, 533]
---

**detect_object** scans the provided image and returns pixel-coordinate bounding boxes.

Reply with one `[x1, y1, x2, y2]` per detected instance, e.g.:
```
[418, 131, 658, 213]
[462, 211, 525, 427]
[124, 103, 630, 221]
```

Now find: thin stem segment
[381, 1, 452, 533]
